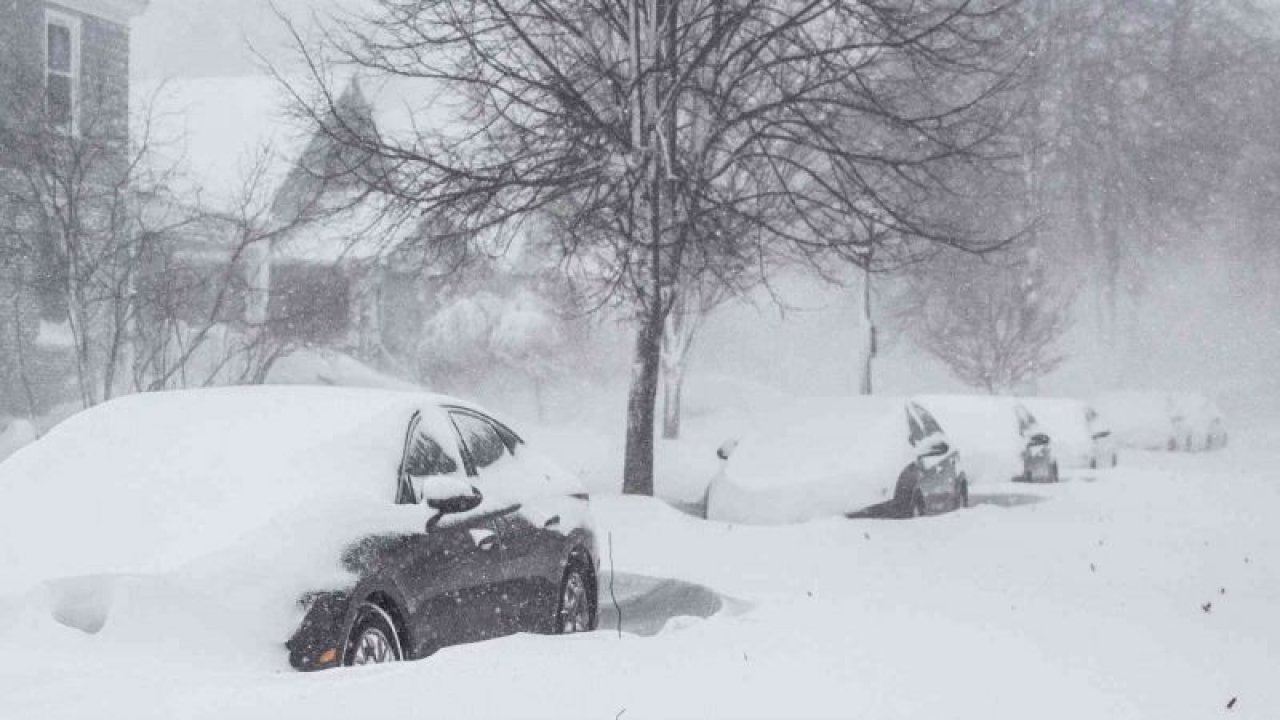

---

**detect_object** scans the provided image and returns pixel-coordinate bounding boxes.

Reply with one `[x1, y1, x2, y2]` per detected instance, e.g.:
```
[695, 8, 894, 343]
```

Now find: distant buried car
[705, 396, 968, 524]
[917, 395, 1060, 484]
[1168, 392, 1228, 451]
[0, 387, 598, 671]
[1020, 397, 1117, 470]
[1093, 390, 1226, 452]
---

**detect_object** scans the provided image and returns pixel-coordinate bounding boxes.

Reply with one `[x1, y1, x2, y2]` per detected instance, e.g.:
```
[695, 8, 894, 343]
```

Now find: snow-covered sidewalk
[2, 444, 1278, 719]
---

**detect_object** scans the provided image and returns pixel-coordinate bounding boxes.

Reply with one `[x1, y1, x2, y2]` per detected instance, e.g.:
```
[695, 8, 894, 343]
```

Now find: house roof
[52, 0, 149, 24]
[137, 72, 466, 265]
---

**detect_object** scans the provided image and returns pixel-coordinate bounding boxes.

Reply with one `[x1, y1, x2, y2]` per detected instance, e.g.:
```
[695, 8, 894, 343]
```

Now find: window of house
[45, 10, 80, 132]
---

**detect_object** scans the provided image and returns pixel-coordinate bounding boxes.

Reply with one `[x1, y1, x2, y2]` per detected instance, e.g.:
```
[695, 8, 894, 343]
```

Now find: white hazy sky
[131, 0, 356, 81]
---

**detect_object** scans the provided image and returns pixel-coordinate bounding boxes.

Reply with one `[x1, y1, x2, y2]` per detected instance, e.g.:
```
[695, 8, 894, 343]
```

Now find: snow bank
[7, 443, 1280, 719]
[706, 396, 913, 524]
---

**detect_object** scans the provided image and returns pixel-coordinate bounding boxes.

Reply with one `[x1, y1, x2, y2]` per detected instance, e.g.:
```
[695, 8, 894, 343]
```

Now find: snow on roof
[137, 72, 469, 264]
[137, 72, 465, 204]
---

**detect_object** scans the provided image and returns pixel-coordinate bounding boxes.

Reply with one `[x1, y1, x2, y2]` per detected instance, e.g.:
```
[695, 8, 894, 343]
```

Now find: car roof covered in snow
[0, 386, 491, 593]
[723, 395, 913, 488]
[915, 394, 1028, 485]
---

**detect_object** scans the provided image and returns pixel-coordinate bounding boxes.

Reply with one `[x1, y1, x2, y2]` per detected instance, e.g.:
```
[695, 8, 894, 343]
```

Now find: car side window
[1015, 405, 1036, 435]
[404, 429, 458, 478]
[450, 412, 509, 470]
[397, 412, 462, 504]
[906, 407, 926, 444]
[915, 405, 944, 436]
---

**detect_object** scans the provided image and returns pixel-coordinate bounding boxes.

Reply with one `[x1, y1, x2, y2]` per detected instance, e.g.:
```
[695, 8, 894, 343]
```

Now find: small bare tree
[898, 251, 1072, 394]
[0, 69, 322, 410]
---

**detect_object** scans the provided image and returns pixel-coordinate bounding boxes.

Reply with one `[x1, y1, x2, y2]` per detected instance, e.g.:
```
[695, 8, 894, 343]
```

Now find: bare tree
[0, 67, 328, 411]
[0, 63, 176, 408]
[283, 0, 1025, 494]
[1015, 1, 1266, 360]
[659, 275, 731, 439]
[899, 251, 1071, 394]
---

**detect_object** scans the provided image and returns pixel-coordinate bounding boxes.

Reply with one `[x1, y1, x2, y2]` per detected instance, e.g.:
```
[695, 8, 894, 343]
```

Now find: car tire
[343, 602, 403, 667]
[1050, 463, 1060, 483]
[555, 561, 596, 634]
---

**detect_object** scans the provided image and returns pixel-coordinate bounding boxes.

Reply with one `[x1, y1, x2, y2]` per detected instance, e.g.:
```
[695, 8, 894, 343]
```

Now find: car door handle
[469, 528, 498, 551]
[543, 514, 561, 529]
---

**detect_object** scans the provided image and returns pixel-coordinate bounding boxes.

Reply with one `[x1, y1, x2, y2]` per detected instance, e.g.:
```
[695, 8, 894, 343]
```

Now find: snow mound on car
[0, 386, 462, 595]
[916, 395, 1026, 485]
[706, 396, 912, 524]
[1093, 391, 1177, 450]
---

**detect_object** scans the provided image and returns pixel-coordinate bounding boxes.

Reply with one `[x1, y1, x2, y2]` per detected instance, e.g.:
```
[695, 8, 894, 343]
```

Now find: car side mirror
[716, 438, 739, 461]
[919, 439, 950, 459]
[1028, 433, 1050, 447]
[421, 476, 483, 529]
[428, 487, 483, 515]
[1092, 430, 1111, 440]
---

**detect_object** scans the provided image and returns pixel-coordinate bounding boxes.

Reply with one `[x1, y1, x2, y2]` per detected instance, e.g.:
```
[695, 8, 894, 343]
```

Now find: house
[0, 0, 149, 417]
[143, 74, 453, 377]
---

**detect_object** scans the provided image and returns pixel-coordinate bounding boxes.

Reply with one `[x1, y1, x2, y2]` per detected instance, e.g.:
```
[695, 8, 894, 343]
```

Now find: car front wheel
[344, 603, 403, 667]
[556, 564, 595, 634]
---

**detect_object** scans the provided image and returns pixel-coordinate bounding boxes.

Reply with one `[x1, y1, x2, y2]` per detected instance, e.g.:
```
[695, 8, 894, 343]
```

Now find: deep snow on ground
[1, 418, 1278, 719]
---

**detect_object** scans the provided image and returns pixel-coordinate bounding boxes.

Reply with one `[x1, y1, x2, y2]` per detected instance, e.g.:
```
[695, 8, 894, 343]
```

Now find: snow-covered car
[0, 416, 37, 464]
[1092, 390, 1226, 452]
[0, 387, 598, 671]
[705, 396, 968, 524]
[1168, 392, 1228, 451]
[917, 395, 1059, 484]
[1092, 391, 1178, 451]
[1021, 397, 1118, 470]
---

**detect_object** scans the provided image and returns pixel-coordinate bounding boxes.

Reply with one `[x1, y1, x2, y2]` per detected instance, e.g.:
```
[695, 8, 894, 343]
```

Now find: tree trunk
[532, 374, 546, 422]
[622, 302, 664, 496]
[857, 265, 873, 395]
[661, 361, 684, 439]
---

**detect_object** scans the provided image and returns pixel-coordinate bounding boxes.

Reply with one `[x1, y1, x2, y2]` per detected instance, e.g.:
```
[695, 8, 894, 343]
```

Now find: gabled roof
[51, 0, 149, 24]
[138, 72, 470, 264]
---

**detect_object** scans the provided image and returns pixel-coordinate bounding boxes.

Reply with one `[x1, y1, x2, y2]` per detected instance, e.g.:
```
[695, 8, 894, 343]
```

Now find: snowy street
[2, 428, 1277, 719]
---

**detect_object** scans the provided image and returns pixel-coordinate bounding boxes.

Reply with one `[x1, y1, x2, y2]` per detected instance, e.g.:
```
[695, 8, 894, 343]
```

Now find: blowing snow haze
[3, 1, 1280, 718]
[132, 0, 356, 80]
